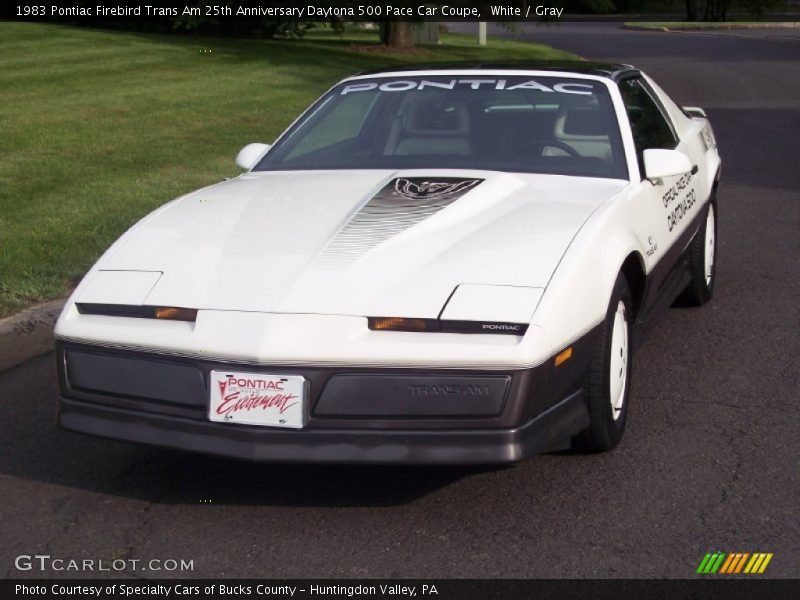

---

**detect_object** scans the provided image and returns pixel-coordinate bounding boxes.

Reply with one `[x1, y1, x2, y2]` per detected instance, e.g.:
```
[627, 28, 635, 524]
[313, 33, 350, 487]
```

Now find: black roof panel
[356, 61, 639, 81]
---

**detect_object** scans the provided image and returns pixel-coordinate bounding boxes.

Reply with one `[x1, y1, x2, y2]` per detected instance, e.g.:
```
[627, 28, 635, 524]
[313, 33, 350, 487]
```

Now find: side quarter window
[619, 78, 678, 174]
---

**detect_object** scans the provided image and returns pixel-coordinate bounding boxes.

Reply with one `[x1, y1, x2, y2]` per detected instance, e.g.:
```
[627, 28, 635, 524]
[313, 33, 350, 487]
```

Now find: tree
[380, 20, 415, 48]
[739, 0, 782, 19]
[686, 0, 698, 21]
[704, 0, 732, 20]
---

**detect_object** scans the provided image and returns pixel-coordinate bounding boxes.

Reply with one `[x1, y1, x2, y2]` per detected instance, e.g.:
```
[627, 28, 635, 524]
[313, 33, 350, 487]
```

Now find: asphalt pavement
[1, 24, 798, 579]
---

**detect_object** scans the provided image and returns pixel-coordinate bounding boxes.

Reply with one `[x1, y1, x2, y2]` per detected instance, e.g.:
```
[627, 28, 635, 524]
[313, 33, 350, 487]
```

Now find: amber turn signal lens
[368, 317, 438, 332]
[554, 346, 573, 367]
[76, 303, 198, 322]
[153, 307, 198, 322]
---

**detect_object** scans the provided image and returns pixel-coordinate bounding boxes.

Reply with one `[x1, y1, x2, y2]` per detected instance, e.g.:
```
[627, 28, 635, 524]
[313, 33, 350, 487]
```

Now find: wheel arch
[620, 251, 646, 322]
[531, 220, 649, 364]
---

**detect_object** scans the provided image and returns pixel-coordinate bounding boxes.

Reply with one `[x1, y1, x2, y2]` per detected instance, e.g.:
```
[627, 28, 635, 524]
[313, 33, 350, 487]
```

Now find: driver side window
[619, 78, 677, 173]
[286, 91, 378, 161]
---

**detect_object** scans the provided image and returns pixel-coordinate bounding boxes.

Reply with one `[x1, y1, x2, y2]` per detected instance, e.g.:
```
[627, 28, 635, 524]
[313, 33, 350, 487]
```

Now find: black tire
[678, 199, 717, 306]
[574, 273, 633, 452]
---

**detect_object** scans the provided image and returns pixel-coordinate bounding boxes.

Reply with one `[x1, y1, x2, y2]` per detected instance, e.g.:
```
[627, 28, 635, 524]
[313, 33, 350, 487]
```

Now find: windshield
[255, 75, 627, 179]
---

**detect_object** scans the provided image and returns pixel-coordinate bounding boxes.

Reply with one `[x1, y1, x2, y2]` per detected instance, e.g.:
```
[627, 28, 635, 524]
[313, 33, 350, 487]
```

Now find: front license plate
[209, 370, 306, 429]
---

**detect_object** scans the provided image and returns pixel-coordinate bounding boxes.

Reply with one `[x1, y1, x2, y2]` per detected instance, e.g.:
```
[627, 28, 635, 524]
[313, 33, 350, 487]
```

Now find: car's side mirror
[643, 148, 693, 182]
[235, 143, 271, 170]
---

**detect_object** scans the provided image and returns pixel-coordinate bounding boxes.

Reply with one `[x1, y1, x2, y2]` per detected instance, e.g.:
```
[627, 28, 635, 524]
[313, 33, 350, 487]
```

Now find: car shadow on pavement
[0, 355, 502, 507]
[4, 432, 500, 507]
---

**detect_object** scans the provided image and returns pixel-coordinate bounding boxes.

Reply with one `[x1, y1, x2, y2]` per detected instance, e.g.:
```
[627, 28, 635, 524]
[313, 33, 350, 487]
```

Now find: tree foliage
[43, 0, 313, 38]
[737, 0, 783, 18]
[171, 2, 312, 37]
[684, 0, 731, 20]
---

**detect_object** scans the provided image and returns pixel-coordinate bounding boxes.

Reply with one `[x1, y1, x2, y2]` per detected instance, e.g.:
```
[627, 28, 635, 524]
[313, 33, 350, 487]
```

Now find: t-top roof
[356, 61, 640, 81]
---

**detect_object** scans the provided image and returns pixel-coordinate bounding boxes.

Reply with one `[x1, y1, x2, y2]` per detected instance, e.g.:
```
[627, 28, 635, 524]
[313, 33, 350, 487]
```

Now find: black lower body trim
[57, 389, 588, 465]
[55, 326, 600, 465]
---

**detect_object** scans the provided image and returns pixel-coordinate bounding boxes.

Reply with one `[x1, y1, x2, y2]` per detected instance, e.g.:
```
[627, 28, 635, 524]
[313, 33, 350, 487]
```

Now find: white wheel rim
[704, 205, 715, 286]
[609, 301, 628, 421]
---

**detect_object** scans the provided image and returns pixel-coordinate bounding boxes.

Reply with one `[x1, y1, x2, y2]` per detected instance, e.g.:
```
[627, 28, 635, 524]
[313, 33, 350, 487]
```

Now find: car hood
[91, 169, 626, 318]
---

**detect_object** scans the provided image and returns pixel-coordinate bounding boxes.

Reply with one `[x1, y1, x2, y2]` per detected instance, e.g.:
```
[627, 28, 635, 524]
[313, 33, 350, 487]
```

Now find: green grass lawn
[0, 22, 577, 318]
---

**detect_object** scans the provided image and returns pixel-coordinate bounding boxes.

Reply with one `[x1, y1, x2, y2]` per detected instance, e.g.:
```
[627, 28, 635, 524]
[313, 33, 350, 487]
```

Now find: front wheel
[574, 273, 633, 452]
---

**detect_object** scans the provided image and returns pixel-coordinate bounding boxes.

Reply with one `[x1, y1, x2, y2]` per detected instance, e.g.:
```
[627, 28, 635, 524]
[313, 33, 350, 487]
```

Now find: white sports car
[55, 63, 721, 463]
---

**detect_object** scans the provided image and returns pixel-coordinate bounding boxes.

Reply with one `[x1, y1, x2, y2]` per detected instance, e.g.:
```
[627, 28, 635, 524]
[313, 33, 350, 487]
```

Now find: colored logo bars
[697, 552, 773, 574]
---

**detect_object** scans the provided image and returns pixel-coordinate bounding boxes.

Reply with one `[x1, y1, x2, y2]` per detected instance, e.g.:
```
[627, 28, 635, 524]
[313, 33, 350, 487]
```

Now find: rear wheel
[679, 201, 717, 306]
[574, 273, 633, 452]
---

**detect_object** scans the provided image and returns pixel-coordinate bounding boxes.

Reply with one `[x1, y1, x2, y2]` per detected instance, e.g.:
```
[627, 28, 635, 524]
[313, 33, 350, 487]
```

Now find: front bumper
[59, 391, 586, 464]
[55, 331, 598, 464]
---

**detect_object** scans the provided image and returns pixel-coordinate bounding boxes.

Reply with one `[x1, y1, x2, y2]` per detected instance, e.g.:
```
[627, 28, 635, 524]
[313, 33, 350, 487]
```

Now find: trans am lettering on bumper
[407, 384, 491, 396]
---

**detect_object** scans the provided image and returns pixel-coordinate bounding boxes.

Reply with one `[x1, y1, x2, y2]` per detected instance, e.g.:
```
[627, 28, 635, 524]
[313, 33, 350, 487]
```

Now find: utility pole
[478, 21, 486, 46]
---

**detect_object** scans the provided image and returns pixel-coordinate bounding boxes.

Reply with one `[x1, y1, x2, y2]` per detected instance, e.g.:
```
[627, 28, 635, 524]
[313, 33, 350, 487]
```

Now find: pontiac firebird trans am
[55, 63, 721, 464]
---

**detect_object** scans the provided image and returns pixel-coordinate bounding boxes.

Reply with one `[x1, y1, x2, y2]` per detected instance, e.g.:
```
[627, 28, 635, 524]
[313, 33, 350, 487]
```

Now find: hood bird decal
[315, 177, 483, 269]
